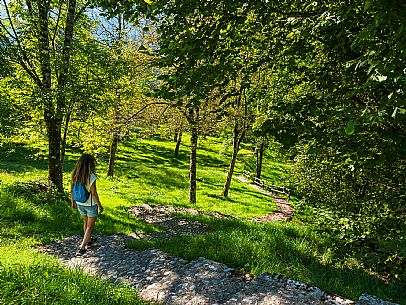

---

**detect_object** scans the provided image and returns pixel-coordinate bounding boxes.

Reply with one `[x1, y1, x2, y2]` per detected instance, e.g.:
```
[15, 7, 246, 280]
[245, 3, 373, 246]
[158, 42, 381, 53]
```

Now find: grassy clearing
[0, 135, 405, 304]
[94, 136, 278, 219]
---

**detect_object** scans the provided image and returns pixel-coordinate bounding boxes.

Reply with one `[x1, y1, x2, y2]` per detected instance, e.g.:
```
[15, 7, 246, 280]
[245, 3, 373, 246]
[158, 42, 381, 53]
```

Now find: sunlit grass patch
[0, 246, 149, 305]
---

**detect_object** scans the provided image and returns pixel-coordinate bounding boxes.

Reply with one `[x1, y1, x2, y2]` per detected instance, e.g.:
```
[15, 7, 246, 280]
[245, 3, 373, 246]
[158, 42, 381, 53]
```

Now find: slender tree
[185, 106, 199, 203]
[222, 87, 249, 197]
[0, 0, 81, 191]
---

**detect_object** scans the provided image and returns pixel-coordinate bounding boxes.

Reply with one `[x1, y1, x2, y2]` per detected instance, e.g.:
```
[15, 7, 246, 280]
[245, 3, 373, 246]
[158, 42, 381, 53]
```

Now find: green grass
[93, 136, 278, 219]
[0, 246, 150, 305]
[0, 134, 405, 304]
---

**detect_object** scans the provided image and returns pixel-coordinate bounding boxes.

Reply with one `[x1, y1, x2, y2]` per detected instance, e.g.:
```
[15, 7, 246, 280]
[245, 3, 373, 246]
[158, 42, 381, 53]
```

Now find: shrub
[291, 148, 406, 281]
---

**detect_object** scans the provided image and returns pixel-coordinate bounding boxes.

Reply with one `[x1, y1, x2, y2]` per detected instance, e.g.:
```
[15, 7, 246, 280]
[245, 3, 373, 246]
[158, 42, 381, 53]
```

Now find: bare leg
[82, 215, 88, 234]
[80, 216, 97, 250]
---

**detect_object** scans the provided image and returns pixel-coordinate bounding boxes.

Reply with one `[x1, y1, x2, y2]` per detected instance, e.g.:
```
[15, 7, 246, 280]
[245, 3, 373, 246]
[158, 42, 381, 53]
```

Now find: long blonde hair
[71, 154, 96, 186]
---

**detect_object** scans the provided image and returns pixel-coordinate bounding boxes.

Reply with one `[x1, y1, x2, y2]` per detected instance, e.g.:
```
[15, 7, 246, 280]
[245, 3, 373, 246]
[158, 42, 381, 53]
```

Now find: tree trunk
[107, 133, 120, 177]
[189, 127, 198, 204]
[173, 130, 179, 142]
[255, 147, 259, 176]
[60, 109, 72, 168]
[187, 107, 199, 204]
[255, 142, 264, 179]
[46, 117, 63, 191]
[175, 130, 182, 157]
[37, 0, 63, 191]
[222, 128, 245, 198]
[222, 88, 246, 198]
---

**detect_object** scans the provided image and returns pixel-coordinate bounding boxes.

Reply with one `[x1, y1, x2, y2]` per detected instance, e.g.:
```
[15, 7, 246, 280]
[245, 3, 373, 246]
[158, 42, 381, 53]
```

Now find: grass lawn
[0, 134, 405, 304]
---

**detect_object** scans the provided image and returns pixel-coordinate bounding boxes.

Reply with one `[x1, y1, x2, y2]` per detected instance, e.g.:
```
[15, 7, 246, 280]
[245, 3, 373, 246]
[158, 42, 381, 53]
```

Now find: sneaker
[87, 237, 97, 247]
[76, 248, 86, 256]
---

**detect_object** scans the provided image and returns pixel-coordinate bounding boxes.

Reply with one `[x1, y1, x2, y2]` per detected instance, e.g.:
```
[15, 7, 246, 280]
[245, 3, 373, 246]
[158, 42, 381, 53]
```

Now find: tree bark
[255, 142, 264, 179]
[60, 109, 72, 168]
[189, 127, 198, 204]
[186, 107, 199, 204]
[173, 129, 179, 142]
[222, 127, 245, 198]
[57, 0, 77, 168]
[175, 130, 182, 157]
[37, 0, 63, 191]
[46, 117, 63, 190]
[222, 89, 246, 198]
[107, 132, 120, 177]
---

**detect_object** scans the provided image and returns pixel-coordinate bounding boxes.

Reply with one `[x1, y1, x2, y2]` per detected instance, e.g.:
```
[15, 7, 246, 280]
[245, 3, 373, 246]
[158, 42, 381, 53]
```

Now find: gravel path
[38, 204, 398, 305]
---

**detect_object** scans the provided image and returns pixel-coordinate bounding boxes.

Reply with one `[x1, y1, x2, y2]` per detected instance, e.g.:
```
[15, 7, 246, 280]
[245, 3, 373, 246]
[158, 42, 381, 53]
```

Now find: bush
[291, 148, 406, 281]
[0, 181, 80, 245]
[7, 179, 66, 202]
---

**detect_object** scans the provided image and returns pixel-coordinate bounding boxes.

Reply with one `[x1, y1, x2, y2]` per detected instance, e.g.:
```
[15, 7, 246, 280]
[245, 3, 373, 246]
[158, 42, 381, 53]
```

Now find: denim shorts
[77, 204, 98, 218]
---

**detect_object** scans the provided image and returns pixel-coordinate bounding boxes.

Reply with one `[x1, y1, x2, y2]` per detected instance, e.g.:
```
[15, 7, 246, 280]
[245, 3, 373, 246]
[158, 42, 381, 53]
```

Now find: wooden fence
[242, 170, 291, 201]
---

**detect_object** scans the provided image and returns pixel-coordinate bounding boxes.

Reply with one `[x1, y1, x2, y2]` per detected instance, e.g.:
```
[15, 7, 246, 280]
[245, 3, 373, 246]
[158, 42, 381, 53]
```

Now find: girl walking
[70, 154, 104, 255]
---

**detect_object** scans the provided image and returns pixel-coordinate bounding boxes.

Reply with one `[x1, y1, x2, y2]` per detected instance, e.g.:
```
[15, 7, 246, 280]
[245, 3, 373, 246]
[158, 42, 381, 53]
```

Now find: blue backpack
[72, 182, 91, 204]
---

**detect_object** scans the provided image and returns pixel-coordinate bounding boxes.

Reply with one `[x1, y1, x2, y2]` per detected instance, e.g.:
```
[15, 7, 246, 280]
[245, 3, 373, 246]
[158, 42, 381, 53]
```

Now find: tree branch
[120, 101, 170, 127]
[26, 0, 33, 15]
[1, 2, 42, 85]
[56, 0, 77, 115]
[51, 1, 63, 56]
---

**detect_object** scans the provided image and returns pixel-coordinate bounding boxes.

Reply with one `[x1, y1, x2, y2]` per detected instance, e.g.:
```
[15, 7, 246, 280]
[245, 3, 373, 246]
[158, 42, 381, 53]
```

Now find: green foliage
[0, 102, 19, 139]
[291, 148, 406, 281]
[65, 15, 161, 157]
[0, 72, 33, 139]
[190, 0, 406, 283]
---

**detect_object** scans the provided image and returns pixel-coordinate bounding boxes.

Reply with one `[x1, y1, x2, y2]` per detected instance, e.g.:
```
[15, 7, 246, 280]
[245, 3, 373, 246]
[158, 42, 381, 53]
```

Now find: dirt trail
[237, 175, 294, 222]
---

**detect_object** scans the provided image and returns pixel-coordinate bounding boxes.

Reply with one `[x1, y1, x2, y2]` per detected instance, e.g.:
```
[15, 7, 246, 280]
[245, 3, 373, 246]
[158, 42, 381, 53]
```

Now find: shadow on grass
[0, 143, 47, 173]
[117, 140, 228, 171]
[0, 142, 84, 175]
[97, 205, 160, 235]
[139, 167, 189, 190]
[119, 141, 187, 168]
[0, 192, 81, 245]
[206, 193, 235, 202]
